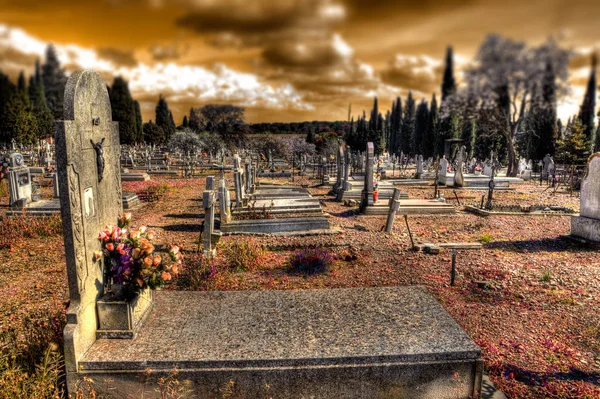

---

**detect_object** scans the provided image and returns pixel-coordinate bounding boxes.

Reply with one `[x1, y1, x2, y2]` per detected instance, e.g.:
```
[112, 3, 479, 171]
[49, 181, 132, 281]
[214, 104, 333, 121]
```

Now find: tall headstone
[571, 153, 600, 241]
[360, 142, 375, 211]
[56, 70, 123, 391]
[542, 153, 552, 179]
[416, 154, 424, 179]
[454, 146, 466, 187]
[203, 176, 216, 256]
[439, 156, 448, 176]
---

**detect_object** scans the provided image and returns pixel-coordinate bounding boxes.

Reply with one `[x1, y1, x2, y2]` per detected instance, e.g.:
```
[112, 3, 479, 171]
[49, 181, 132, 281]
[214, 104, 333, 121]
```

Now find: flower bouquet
[96, 212, 182, 301]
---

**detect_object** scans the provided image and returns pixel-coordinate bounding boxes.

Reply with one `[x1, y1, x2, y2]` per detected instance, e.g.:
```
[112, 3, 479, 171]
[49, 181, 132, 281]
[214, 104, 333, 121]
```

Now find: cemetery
[0, 7, 600, 399]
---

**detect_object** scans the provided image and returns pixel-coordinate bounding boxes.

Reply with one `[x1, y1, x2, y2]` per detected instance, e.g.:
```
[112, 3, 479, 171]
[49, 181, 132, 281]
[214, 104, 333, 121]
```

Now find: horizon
[0, 0, 598, 124]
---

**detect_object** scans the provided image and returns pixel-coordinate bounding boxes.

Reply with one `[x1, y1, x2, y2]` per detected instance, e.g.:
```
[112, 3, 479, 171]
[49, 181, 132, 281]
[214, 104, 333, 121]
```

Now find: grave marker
[55, 70, 123, 390]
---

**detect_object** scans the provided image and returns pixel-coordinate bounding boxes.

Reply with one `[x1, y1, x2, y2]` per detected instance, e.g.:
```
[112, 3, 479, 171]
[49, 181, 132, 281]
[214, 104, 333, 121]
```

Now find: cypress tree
[424, 94, 438, 158]
[109, 76, 137, 144]
[28, 68, 53, 140]
[414, 99, 429, 155]
[155, 95, 175, 142]
[367, 97, 384, 154]
[182, 115, 189, 128]
[441, 46, 457, 101]
[133, 100, 143, 143]
[143, 120, 165, 144]
[401, 91, 415, 155]
[530, 61, 558, 159]
[6, 71, 36, 144]
[41, 45, 67, 119]
[578, 54, 596, 148]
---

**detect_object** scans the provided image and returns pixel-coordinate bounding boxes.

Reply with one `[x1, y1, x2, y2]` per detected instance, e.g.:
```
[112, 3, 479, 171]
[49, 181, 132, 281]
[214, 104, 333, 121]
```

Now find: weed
[479, 233, 493, 243]
[541, 271, 553, 282]
[0, 214, 63, 249]
[289, 248, 333, 275]
[179, 252, 221, 291]
[222, 239, 265, 272]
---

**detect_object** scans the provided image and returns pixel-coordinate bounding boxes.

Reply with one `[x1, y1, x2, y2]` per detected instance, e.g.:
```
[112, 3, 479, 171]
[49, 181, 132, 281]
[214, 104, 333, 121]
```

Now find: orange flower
[143, 256, 153, 268]
[171, 264, 179, 275]
[161, 271, 172, 281]
[106, 243, 114, 252]
[152, 255, 162, 266]
[133, 248, 142, 258]
[93, 251, 103, 262]
[147, 231, 155, 240]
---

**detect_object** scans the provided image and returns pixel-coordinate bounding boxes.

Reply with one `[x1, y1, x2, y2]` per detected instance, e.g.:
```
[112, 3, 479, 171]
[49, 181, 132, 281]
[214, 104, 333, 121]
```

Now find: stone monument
[7, 153, 32, 207]
[360, 142, 374, 211]
[454, 146, 466, 187]
[571, 153, 600, 242]
[55, 70, 123, 392]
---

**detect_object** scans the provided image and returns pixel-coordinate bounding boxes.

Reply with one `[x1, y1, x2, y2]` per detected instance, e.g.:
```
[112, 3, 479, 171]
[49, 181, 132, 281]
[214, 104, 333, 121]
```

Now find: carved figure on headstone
[91, 138, 106, 182]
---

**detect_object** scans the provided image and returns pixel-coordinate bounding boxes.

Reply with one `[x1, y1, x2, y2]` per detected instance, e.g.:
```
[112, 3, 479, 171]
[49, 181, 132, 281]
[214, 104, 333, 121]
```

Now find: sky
[0, 0, 598, 124]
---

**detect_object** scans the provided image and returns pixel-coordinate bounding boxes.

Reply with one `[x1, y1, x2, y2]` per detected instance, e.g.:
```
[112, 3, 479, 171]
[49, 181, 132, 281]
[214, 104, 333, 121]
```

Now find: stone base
[96, 288, 153, 339]
[571, 216, 600, 242]
[362, 199, 455, 215]
[121, 173, 151, 182]
[6, 199, 61, 216]
[233, 198, 323, 215]
[221, 216, 331, 234]
[258, 172, 292, 178]
[122, 192, 143, 210]
[75, 287, 482, 399]
[147, 170, 178, 175]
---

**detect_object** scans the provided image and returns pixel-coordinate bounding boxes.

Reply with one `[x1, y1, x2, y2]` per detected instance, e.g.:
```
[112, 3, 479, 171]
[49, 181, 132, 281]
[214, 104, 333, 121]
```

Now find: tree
[197, 131, 225, 156]
[441, 46, 457, 101]
[401, 91, 415, 155]
[28, 69, 54, 140]
[557, 119, 589, 164]
[133, 101, 143, 143]
[5, 71, 37, 144]
[577, 53, 596, 148]
[155, 95, 176, 142]
[192, 104, 247, 149]
[41, 45, 67, 119]
[389, 97, 402, 155]
[414, 99, 429, 155]
[424, 94, 438, 158]
[445, 35, 569, 175]
[182, 115, 189, 129]
[143, 120, 165, 144]
[109, 77, 138, 144]
[367, 97, 384, 154]
[168, 130, 202, 155]
[0, 71, 15, 143]
[526, 61, 558, 160]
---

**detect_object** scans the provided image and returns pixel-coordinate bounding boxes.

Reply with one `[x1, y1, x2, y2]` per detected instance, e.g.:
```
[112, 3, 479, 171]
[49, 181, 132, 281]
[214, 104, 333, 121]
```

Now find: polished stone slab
[77, 287, 482, 398]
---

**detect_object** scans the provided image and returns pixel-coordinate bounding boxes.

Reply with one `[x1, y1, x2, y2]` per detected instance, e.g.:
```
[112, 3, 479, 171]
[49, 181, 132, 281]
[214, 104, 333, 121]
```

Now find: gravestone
[203, 176, 216, 256]
[416, 154, 424, 178]
[7, 153, 32, 207]
[454, 146, 466, 187]
[360, 142, 375, 211]
[55, 70, 123, 392]
[571, 153, 600, 241]
[542, 153, 552, 179]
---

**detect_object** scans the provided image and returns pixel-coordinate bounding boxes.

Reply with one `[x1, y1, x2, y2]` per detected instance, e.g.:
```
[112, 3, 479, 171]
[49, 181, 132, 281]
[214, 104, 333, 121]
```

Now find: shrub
[479, 233, 493, 244]
[179, 252, 220, 291]
[541, 271, 553, 282]
[222, 239, 265, 272]
[289, 248, 333, 275]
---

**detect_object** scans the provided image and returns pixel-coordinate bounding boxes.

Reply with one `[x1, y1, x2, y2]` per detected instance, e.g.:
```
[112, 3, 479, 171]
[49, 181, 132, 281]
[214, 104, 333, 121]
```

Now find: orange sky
[0, 0, 598, 123]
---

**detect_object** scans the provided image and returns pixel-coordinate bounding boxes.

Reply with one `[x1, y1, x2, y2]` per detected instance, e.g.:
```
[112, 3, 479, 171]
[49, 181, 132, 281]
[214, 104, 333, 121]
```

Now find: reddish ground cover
[0, 175, 598, 398]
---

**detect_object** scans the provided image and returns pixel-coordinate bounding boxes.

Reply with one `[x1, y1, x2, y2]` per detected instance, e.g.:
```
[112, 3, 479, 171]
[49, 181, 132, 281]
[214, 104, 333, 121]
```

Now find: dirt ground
[0, 173, 598, 398]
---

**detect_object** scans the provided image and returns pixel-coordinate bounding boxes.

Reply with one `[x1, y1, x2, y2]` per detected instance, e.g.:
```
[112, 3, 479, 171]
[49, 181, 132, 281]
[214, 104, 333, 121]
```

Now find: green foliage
[28, 69, 54, 140]
[414, 99, 429, 155]
[168, 130, 202, 155]
[541, 271, 553, 282]
[156, 95, 176, 142]
[109, 76, 139, 144]
[190, 104, 247, 150]
[479, 233, 493, 243]
[143, 120, 165, 144]
[0, 312, 65, 399]
[222, 239, 265, 272]
[401, 91, 415, 155]
[423, 94, 438, 158]
[41, 45, 66, 120]
[441, 46, 457, 101]
[197, 131, 225, 156]
[578, 54, 596, 145]
[247, 134, 287, 161]
[4, 72, 37, 145]
[557, 119, 590, 164]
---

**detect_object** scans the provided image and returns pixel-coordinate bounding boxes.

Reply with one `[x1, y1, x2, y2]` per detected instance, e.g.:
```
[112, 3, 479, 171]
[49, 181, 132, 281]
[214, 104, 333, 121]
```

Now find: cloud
[148, 42, 189, 61]
[381, 53, 443, 94]
[97, 47, 138, 67]
[0, 23, 313, 114]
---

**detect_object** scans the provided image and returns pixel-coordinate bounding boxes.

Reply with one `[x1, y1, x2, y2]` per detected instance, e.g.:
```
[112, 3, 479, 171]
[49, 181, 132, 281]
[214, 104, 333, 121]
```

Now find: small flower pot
[96, 286, 153, 339]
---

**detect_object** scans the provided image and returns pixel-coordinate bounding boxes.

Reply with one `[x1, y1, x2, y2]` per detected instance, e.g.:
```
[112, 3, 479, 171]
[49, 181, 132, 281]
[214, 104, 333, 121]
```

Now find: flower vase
[96, 285, 153, 339]
[373, 190, 379, 202]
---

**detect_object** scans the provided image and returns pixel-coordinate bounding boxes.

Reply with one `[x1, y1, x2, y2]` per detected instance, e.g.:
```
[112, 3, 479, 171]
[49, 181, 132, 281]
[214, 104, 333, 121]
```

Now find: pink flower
[139, 226, 147, 234]
[98, 231, 107, 241]
[147, 231, 155, 240]
[106, 243, 114, 252]
[93, 251, 103, 262]
[116, 243, 125, 254]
